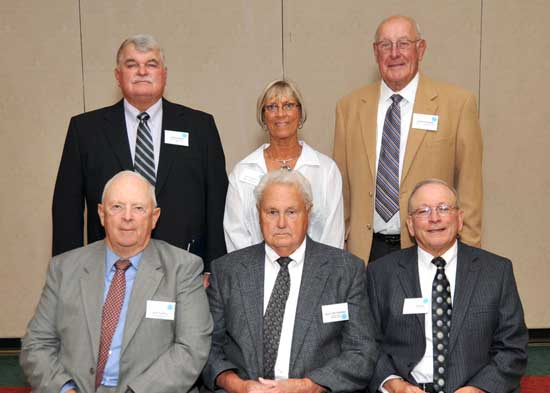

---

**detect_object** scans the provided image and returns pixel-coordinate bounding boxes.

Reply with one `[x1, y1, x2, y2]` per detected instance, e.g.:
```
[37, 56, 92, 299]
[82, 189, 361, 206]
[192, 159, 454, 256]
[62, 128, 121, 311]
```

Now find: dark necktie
[95, 259, 131, 388]
[135, 112, 156, 185]
[375, 94, 403, 222]
[431, 256, 452, 392]
[263, 256, 291, 379]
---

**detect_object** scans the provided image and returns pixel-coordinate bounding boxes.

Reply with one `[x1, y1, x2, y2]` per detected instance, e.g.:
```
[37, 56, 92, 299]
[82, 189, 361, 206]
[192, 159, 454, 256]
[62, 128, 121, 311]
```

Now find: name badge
[412, 113, 439, 131]
[146, 300, 176, 320]
[402, 297, 430, 314]
[165, 130, 189, 146]
[322, 302, 349, 323]
[239, 170, 263, 186]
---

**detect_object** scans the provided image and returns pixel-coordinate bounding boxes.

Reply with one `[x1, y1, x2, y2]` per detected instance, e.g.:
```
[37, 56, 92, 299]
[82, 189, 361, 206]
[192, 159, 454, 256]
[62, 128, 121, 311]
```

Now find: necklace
[265, 146, 302, 171]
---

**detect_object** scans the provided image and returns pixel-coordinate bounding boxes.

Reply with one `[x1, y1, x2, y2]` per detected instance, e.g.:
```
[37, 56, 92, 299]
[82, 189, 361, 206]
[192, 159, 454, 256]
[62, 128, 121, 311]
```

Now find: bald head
[374, 15, 421, 42]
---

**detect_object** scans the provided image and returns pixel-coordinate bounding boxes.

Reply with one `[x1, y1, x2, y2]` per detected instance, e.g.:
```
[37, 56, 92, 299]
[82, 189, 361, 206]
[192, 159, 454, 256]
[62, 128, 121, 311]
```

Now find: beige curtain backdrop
[1, 0, 548, 337]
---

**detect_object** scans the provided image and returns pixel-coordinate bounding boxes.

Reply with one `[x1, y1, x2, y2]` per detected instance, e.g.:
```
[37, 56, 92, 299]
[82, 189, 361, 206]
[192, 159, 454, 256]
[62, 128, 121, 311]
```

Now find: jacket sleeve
[203, 114, 229, 269]
[20, 259, 74, 393]
[52, 117, 85, 256]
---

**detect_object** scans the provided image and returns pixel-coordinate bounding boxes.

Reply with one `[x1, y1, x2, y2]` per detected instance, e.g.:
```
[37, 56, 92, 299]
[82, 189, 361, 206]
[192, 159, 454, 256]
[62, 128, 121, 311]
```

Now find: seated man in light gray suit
[366, 179, 528, 393]
[203, 170, 379, 393]
[21, 170, 212, 393]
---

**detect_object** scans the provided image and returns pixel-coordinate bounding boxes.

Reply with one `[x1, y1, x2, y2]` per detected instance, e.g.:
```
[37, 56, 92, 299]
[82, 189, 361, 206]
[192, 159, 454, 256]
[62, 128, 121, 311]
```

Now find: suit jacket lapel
[238, 244, 266, 373]
[401, 74, 438, 184]
[121, 241, 164, 355]
[359, 84, 380, 179]
[398, 247, 424, 329]
[449, 242, 481, 353]
[79, 241, 107, 363]
[289, 238, 331, 371]
[101, 100, 134, 170]
[156, 98, 184, 195]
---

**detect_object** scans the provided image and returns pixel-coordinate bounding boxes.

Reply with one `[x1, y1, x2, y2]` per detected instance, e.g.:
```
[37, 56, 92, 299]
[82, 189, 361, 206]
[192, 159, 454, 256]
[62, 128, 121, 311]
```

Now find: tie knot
[391, 94, 403, 104]
[276, 257, 292, 269]
[137, 112, 150, 122]
[115, 259, 131, 271]
[431, 256, 446, 269]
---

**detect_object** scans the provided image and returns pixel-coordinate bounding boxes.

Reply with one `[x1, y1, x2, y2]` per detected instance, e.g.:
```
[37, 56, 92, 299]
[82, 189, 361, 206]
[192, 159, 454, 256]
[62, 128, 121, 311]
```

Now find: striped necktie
[375, 94, 403, 222]
[135, 112, 156, 185]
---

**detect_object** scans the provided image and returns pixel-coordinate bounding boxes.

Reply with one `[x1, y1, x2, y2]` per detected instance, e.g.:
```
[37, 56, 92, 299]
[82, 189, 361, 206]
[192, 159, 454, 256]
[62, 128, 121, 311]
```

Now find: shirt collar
[417, 240, 458, 269]
[123, 98, 162, 119]
[105, 245, 144, 276]
[241, 141, 319, 169]
[380, 72, 419, 106]
[264, 237, 307, 267]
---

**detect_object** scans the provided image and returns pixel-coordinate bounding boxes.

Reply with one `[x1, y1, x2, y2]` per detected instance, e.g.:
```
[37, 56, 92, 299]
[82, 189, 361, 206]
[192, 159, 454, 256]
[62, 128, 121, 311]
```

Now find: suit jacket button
[369, 191, 373, 197]
[90, 367, 95, 374]
[366, 224, 372, 230]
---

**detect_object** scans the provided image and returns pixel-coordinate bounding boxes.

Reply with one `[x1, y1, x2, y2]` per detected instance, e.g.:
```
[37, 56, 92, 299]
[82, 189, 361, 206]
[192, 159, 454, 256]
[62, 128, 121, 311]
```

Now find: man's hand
[455, 386, 485, 393]
[203, 272, 211, 288]
[259, 377, 324, 393]
[216, 371, 274, 393]
[383, 379, 425, 393]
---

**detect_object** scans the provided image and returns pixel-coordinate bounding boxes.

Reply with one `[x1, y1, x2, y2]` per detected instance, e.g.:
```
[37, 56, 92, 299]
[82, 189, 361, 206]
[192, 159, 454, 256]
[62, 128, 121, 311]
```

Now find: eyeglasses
[375, 39, 421, 53]
[264, 102, 301, 113]
[106, 203, 149, 216]
[410, 204, 458, 219]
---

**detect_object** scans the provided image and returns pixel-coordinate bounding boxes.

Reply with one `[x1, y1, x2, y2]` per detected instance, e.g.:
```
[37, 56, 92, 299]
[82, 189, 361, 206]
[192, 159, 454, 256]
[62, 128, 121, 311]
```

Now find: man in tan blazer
[333, 15, 482, 263]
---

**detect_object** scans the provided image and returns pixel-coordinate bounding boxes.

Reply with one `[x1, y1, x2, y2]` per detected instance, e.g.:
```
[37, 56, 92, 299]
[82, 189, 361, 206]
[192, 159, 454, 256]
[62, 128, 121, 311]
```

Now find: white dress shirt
[263, 239, 306, 380]
[124, 98, 163, 172]
[379, 241, 458, 392]
[373, 73, 419, 235]
[224, 141, 345, 251]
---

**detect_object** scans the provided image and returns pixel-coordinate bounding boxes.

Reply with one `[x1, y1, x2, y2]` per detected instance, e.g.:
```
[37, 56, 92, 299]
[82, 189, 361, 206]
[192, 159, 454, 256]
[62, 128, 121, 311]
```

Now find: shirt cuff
[60, 380, 77, 393]
[379, 375, 403, 393]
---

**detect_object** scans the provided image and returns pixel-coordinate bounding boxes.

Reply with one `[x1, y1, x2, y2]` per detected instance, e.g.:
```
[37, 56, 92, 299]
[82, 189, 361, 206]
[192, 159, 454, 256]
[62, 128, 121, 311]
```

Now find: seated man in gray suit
[21, 170, 212, 393]
[366, 179, 528, 393]
[202, 170, 379, 393]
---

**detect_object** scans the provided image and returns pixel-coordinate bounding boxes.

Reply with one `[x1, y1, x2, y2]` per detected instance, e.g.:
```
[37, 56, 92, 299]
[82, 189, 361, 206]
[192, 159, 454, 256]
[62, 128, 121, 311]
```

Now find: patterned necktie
[375, 94, 403, 222]
[135, 112, 156, 185]
[263, 256, 291, 379]
[95, 259, 131, 388]
[431, 256, 452, 392]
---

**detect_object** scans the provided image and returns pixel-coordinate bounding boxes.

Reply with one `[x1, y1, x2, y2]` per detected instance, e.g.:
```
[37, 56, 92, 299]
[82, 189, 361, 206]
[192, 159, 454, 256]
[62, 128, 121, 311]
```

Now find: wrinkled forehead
[410, 184, 457, 208]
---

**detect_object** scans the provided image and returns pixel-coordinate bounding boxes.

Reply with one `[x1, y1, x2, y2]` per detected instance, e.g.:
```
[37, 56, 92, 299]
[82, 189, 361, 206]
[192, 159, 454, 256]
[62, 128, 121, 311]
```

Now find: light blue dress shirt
[61, 247, 143, 393]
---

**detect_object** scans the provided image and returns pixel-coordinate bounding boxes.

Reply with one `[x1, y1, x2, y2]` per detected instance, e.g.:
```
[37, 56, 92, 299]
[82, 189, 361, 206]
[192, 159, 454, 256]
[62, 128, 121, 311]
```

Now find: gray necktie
[375, 94, 403, 222]
[263, 256, 291, 379]
[135, 112, 156, 185]
[431, 256, 452, 392]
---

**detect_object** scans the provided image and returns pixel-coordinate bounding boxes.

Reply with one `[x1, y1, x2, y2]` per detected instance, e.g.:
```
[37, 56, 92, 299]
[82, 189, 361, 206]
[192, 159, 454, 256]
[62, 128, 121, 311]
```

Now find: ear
[457, 208, 464, 233]
[406, 215, 415, 238]
[417, 39, 427, 61]
[114, 67, 121, 86]
[98, 204, 106, 227]
[151, 207, 161, 229]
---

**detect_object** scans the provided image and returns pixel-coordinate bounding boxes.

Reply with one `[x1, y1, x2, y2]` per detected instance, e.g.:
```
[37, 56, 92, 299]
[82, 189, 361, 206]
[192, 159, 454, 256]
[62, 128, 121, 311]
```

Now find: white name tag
[146, 300, 176, 320]
[239, 170, 263, 186]
[412, 113, 439, 131]
[165, 130, 189, 146]
[403, 297, 430, 314]
[322, 302, 349, 323]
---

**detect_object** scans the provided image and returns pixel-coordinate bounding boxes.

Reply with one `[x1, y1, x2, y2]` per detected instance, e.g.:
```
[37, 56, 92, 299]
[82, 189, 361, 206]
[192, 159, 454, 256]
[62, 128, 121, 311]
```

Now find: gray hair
[254, 170, 313, 210]
[374, 15, 422, 42]
[256, 79, 308, 129]
[407, 178, 460, 214]
[102, 170, 157, 207]
[116, 34, 166, 66]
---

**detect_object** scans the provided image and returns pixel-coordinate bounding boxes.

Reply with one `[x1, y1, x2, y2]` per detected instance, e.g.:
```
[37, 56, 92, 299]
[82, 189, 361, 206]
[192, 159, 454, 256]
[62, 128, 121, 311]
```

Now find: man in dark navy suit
[52, 34, 228, 270]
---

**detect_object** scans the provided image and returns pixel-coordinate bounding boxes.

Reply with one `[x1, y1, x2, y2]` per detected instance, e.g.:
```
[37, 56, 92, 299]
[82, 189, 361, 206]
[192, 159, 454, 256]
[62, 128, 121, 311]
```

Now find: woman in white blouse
[224, 79, 345, 252]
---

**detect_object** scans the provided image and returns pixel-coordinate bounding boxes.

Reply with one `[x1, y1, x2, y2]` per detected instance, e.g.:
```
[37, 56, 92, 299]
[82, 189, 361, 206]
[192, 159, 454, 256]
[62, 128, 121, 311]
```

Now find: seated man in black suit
[203, 170, 379, 393]
[366, 179, 528, 393]
[52, 34, 228, 271]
